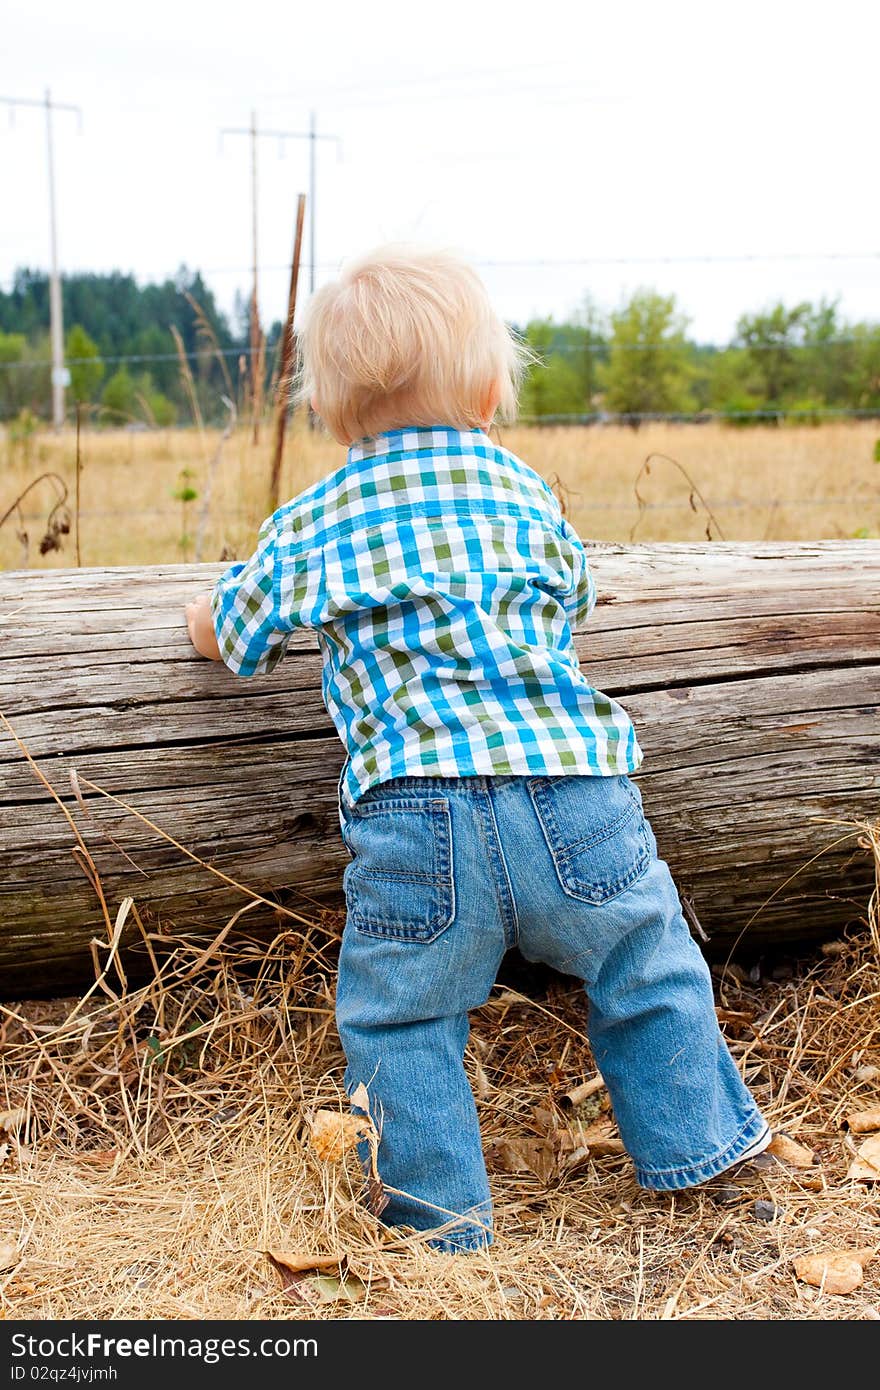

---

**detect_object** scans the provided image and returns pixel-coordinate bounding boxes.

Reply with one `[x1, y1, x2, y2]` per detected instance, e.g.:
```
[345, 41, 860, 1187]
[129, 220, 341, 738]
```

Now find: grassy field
[1, 885, 878, 1321]
[1, 418, 878, 571]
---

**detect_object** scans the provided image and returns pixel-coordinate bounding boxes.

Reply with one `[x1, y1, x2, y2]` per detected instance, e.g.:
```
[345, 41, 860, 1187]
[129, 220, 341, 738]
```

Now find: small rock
[770, 963, 794, 982]
[711, 1185, 744, 1206]
[712, 963, 748, 984]
[753, 1199, 780, 1222]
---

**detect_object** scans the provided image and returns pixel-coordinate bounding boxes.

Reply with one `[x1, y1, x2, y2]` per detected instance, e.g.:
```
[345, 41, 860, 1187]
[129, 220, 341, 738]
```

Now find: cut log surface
[1, 541, 878, 994]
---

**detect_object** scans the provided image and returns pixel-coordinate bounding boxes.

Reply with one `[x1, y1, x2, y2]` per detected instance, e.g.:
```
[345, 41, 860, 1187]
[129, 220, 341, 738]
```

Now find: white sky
[1, 0, 878, 342]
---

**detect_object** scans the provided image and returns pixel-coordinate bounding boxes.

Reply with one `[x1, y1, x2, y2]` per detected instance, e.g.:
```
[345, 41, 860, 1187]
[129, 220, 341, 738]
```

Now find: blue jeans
[336, 772, 767, 1253]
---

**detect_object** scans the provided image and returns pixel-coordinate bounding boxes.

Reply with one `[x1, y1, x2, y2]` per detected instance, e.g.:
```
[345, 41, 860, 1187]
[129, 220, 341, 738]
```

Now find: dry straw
[0, 751, 878, 1318]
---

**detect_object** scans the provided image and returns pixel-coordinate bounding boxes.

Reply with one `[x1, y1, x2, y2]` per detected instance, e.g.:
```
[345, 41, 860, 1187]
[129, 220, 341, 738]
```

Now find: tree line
[0, 268, 279, 427]
[0, 269, 878, 426]
[519, 292, 880, 421]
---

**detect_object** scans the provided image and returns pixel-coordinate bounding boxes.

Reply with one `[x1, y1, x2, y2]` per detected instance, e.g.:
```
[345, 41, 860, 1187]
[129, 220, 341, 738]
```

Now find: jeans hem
[425, 1229, 493, 1254]
[633, 1112, 770, 1192]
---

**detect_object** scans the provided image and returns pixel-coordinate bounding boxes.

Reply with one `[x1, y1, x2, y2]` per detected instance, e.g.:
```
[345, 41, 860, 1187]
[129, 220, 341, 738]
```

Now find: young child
[185, 245, 770, 1253]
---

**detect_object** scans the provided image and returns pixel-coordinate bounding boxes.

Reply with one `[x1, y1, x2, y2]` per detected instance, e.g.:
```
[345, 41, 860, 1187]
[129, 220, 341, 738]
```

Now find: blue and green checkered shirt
[212, 426, 642, 806]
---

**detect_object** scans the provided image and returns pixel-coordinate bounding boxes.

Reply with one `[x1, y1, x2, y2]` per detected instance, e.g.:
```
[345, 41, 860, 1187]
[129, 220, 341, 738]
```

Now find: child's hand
[184, 592, 222, 661]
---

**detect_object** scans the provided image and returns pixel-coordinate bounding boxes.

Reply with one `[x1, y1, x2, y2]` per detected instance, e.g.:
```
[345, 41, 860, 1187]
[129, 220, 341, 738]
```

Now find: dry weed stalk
[0, 472, 70, 567]
[170, 325, 206, 448]
[182, 290, 235, 401]
[194, 397, 237, 563]
[630, 451, 728, 542]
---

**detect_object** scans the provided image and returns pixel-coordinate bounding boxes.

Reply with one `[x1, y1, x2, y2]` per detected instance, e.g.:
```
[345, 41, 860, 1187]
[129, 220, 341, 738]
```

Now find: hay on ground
[0, 824, 878, 1321]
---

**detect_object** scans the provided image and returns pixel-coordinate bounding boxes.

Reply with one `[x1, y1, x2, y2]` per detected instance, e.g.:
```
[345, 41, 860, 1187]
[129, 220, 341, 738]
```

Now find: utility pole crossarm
[220, 125, 337, 143]
[1, 94, 82, 118]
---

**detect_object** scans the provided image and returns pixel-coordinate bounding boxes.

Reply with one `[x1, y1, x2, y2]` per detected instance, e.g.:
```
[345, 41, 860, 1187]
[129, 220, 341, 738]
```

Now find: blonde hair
[297, 244, 530, 443]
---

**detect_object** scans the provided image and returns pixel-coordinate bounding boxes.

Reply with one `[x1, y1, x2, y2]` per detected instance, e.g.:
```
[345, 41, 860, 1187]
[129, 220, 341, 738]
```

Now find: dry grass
[2, 418, 878, 571]
[0, 819, 878, 1321]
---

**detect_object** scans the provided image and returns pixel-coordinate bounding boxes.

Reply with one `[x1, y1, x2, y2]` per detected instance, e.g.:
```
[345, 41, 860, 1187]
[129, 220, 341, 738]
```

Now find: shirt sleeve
[210, 514, 320, 677]
[558, 516, 597, 625]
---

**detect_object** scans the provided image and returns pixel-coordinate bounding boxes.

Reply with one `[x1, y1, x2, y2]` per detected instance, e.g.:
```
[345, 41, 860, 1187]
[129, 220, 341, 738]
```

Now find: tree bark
[1, 541, 877, 995]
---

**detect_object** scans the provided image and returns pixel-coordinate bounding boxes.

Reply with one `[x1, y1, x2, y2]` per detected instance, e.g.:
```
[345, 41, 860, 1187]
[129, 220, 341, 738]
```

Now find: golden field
[2, 418, 879, 1321]
[2, 418, 878, 570]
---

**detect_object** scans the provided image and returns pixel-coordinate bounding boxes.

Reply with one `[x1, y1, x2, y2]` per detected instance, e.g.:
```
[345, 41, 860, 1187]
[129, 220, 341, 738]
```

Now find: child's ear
[480, 379, 502, 427]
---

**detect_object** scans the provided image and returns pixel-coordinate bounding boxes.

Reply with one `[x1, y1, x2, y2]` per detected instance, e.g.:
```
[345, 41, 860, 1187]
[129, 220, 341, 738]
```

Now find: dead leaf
[847, 1134, 880, 1181]
[489, 1136, 558, 1185]
[577, 1119, 626, 1157]
[794, 1249, 874, 1295]
[343, 1085, 388, 1210]
[846, 1109, 880, 1135]
[0, 1242, 20, 1271]
[768, 1132, 819, 1169]
[310, 1109, 372, 1163]
[78, 1147, 119, 1170]
[366, 1174, 389, 1217]
[265, 1249, 342, 1277]
[0, 1110, 25, 1137]
[488, 1104, 608, 1184]
[472, 1058, 491, 1100]
[350, 1082, 372, 1114]
[796, 1171, 827, 1193]
[265, 1249, 341, 1303]
[313, 1273, 367, 1304]
[855, 1065, 880, 1083]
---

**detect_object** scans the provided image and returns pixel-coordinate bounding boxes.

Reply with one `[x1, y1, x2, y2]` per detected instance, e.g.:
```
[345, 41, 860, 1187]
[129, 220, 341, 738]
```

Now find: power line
[149, 249, 880, 277]
[2, 248, 876, 294]
[526, 336, 876, 355]
[474, 251, 880, 267]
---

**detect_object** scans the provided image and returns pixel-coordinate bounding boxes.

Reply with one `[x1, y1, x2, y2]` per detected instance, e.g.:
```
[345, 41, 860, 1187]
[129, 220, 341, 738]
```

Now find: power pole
[248, 110, 262, 443]
[2, 90, 82, 430]
[221, 112, 339, 430]
[308, 110, 318, 295]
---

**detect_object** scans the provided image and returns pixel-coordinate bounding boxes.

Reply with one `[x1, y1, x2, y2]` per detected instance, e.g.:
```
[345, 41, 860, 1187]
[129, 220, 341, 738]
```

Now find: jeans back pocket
[527, 774, 651, 905]
[342, 794, 455, 942]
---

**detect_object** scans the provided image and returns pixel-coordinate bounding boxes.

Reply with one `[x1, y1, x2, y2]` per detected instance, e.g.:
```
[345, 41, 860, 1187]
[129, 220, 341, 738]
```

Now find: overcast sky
[2, 0, 878, 342]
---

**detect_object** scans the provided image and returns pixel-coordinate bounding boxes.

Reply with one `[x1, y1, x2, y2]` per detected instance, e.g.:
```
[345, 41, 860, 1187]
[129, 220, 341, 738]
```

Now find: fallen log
[1, 541, 878, 995]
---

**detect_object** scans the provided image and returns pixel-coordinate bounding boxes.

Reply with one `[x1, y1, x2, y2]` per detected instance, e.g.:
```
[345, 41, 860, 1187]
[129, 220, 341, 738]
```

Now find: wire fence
[2, 333, 880, 373]
[10, 495, 875, 527]
[519, 408, 880, 424]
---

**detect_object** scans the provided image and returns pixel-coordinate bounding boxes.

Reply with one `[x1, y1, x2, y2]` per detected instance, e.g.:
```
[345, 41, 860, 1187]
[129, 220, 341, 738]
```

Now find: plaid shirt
[212, 426, 642, 806]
